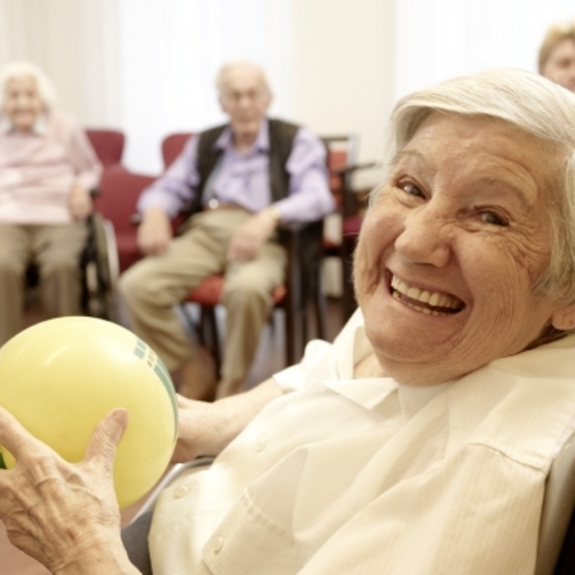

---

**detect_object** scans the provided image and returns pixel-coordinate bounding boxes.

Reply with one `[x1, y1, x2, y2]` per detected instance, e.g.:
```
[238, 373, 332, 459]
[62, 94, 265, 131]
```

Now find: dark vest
[190, 118, 300, 215]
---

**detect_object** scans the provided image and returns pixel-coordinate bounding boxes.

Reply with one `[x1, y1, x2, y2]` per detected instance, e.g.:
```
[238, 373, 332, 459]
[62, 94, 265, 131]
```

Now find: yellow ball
[0, 317, 178, 509]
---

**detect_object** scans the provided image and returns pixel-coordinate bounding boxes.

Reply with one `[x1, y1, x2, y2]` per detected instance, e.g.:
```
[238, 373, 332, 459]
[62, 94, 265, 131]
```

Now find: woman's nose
[394, 206, 452, 268]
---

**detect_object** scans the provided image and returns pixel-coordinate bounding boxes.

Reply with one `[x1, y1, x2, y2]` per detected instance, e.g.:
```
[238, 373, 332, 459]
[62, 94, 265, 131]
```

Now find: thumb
[84, 409, 129, 477]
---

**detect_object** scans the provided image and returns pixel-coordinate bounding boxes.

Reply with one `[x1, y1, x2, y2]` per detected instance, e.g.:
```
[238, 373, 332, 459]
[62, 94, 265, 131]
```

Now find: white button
[255, 438, 267, 452]
[174, 485, 188, 498]
[213, 537, 224, 553]
[208, 198, 220, 209]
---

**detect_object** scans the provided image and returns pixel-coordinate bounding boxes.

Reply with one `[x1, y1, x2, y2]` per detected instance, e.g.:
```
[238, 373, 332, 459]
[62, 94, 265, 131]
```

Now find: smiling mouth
[390, 275, 465, 316]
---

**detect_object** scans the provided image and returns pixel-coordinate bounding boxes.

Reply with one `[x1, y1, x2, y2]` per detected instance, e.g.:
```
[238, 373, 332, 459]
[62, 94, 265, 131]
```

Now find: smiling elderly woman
[2, 68, 575, 575]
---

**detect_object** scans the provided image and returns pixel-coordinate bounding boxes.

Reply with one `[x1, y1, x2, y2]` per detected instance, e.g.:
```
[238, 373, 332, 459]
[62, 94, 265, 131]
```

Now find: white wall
[0, 0, 394, 181]
[0, 0, 122, 127]
[291, 0, 395, 186]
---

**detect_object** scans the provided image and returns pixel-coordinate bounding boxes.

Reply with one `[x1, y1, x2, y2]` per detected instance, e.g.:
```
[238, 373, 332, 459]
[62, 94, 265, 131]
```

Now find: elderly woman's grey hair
[215, 60, 271, 96]
[376, 68, 575, 310]
[0, 61, 57, 110]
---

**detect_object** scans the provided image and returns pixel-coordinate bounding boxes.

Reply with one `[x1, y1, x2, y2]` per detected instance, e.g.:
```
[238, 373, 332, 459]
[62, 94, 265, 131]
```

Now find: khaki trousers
[0, 222, 88, 346]
[118, 209, 287, 382]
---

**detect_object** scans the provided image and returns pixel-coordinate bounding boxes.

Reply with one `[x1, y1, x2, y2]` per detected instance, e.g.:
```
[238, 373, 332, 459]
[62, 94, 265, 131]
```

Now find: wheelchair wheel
[80, 213, 120, 321]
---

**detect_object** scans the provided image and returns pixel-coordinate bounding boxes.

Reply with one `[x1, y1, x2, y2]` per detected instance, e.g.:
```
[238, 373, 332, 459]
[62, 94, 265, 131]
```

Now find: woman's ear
[551, 304, 575, 330]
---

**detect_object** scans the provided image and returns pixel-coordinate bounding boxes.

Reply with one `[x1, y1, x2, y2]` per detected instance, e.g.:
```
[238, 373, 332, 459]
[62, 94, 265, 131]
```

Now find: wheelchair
[79, 211, 120, 321]
[126, 425, 575, 575]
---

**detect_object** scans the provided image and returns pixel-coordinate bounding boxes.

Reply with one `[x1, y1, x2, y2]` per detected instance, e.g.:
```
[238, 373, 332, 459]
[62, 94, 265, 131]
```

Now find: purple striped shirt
[137, 119, 335, 223]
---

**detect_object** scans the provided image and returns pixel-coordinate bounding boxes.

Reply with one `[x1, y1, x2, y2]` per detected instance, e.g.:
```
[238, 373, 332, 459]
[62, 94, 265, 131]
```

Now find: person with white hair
[0, 61, 102, 344]
[4, 67, 575, 573]
[118, 60, 334, 401]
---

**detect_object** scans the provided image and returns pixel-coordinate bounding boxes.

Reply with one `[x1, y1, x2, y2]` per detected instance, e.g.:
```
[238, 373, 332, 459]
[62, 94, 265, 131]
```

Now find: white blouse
[150, 311, 575, 574]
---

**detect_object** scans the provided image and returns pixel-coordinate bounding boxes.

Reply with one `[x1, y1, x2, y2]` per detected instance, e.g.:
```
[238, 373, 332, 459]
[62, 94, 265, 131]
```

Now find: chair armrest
[329, 161, 378, 218]
[131, 457, 215, 523]
[329, 161, 378, 177]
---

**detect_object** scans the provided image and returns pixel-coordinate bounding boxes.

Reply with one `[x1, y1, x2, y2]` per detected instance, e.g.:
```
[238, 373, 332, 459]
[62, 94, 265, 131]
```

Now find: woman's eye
[480, 211, 507, 226]
[400, 183, 424, 197]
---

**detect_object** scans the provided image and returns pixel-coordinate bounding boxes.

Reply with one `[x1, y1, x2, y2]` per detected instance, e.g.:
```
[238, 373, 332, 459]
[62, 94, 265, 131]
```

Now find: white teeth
[406, 286, 421, 299]
[390, 274, 463, 313]
[419, 290, 430, 304]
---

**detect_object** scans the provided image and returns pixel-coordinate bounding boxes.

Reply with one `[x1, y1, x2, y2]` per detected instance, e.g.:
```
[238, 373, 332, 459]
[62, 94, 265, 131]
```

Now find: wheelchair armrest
[329, 160, 378, 177]
[131, 457, 215, 523]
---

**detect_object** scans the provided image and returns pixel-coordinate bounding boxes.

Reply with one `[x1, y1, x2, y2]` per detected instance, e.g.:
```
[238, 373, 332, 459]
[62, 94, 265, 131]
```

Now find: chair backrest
[93, 170, 156, 234]
[162, 133, 195, 170]
[85, 129, 126, 168]
[321, 134, 358, 216]
[536, 428, 575, 574]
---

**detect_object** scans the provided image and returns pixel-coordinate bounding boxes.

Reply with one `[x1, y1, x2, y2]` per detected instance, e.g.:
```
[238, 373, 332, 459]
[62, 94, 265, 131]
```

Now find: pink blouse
[0, 110, 102, 224]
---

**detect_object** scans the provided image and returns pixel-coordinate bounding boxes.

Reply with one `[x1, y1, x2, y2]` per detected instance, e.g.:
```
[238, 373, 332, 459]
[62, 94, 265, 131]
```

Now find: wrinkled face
[542, 38, 575, 93]
[3, 75, 44, 131]
[219, 67, 271, 142]
[354, 114, 569, 386]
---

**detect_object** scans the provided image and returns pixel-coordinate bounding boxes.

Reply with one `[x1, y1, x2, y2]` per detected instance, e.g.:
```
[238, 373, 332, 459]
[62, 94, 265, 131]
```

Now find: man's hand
[226, 206, 280, 263]
[137, 207, 173, 256]
[67, 184, 93, 220]
[0, 406, 139, 575]
[172, 378, 284, 463]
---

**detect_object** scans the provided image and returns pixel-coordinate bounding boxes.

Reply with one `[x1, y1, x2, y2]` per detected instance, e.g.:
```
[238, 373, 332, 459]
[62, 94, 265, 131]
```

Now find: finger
[0, 404, 43, 460]
[83, 409, 128, 477]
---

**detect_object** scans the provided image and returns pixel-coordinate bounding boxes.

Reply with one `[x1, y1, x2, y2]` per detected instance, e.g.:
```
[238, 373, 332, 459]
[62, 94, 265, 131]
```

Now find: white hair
[0, 61, 57, 109]
[214, 60, 271, 96]
[377, 68, 575, 304]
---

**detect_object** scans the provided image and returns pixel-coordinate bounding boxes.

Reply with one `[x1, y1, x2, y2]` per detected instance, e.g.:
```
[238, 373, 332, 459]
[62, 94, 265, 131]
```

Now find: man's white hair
[378, 68, 575, 303]
[214, 60, 271, 95]
[0, 61, 57, 109]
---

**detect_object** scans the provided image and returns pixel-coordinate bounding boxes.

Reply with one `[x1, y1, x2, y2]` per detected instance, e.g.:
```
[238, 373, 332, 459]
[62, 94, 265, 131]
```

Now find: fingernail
[110, 408, 129, 426]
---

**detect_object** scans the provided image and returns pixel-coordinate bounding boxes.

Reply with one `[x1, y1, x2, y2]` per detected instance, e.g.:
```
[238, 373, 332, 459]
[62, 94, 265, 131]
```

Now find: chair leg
[314, 267, 327, 340]
[342, 239, 357, 321]
[180, 303, 199, 338]
[200, 305, 221, 378]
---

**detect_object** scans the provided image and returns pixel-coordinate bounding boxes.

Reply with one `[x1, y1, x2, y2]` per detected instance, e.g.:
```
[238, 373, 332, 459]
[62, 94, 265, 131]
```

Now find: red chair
[162, 132, 195, 168]
[92, 170, 156, 274]
[85, 129, 126, 170]
[321, 135, 377, 321]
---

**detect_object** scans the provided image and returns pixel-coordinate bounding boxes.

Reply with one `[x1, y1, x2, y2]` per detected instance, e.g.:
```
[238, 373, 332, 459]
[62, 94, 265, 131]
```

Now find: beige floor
[1, 298, 346, 573]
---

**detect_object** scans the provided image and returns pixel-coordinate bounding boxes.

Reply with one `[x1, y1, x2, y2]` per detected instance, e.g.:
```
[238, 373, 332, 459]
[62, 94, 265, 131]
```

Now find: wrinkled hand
[172, 380, 283, 464]
[138, 207, 173, 255]
[226, 207, 279, 263]
[0, 406, 133, 574]
[67, 185, 93, 220]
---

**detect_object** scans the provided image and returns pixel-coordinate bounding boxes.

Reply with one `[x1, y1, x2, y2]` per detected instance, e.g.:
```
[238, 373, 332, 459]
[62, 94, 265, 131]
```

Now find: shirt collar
[0, 112, 48, 135]
[215, 118, 269, 152]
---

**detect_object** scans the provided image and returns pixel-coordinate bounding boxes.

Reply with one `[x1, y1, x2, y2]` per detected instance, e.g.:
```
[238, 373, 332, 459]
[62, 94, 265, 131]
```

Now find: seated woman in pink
[0, 62, 102, 345]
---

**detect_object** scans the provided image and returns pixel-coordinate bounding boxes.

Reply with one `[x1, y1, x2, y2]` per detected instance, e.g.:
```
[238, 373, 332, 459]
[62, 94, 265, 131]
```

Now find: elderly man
[539, 21, 575, 92]
[0, 62, 102, 346]
[119, 61, 334, 400]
